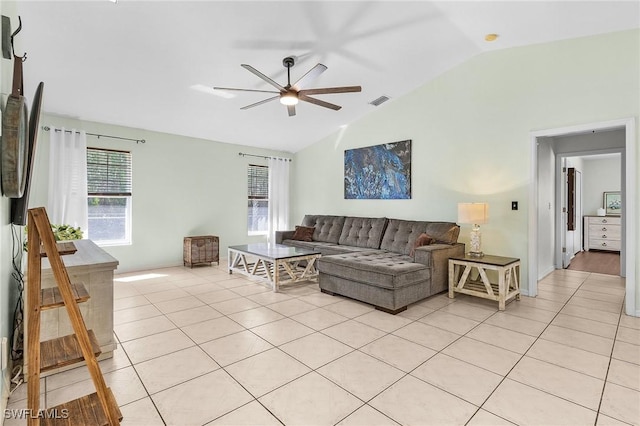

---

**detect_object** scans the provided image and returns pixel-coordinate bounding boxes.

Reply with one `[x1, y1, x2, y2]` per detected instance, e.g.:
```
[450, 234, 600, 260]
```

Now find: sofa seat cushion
[282, 240, 380, 256]
[282, 239, 337, 252]
[338, 217, 388, 249]
[318, 251, 430, 290]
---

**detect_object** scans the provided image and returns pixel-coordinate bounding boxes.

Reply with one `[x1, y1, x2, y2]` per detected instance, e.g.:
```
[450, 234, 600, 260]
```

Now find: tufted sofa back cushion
[381, 219, 460, 255]
[338, 217, 388, 249]
[425, 222, 460, 245]
[301, 215, 346, 243]
[380, 219, 428, 255]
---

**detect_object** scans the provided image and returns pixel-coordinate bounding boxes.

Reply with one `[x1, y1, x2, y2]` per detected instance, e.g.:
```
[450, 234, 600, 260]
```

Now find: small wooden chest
[183, 235, 219, 267]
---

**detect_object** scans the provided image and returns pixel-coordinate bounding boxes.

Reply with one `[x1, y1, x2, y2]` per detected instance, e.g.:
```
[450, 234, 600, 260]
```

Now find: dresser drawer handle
[602, 242, 607, 246]
[602, 234, 608, 238]
[602, 219, 608, 223]
[602, 227, 607, 231]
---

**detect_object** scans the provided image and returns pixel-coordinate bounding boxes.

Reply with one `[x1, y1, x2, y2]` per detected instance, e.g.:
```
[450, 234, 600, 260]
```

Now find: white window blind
[87, 148, 132, 245]
[247, 164, 268, 235]
[247, 164, 268, 200]
[87, 148, 132, 196]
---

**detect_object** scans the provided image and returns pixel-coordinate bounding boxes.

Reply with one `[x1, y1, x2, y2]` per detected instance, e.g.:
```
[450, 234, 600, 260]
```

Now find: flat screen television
[11, 82, 43, 226]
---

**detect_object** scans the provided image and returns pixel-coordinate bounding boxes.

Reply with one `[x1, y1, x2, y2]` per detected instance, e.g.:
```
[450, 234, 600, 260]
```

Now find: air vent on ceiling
[369, 95, 390, 106]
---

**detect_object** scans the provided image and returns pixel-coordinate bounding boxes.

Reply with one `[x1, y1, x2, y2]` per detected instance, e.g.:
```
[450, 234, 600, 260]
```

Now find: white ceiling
[15, 1, 640, 153]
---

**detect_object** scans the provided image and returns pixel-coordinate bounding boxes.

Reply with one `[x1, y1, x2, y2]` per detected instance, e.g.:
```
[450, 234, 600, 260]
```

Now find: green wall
[291, 30, 640, 305]
[28, 114, 290, 274]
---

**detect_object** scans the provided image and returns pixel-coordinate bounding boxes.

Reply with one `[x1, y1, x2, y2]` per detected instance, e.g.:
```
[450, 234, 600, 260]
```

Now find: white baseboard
[538, 265, 556, 280]
[520, 288, 532, 297]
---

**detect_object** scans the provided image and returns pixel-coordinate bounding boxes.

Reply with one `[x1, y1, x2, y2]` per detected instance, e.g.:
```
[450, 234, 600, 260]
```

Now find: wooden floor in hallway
[567, 250, 620, 276]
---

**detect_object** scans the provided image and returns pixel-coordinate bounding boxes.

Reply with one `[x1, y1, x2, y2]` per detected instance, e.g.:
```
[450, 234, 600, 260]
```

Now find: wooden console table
[448, 254, 520, 310]
[25, 239, 119, 375]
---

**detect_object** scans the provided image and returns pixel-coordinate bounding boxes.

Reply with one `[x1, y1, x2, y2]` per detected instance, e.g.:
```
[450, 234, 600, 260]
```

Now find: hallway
[567, 250, 621, 276]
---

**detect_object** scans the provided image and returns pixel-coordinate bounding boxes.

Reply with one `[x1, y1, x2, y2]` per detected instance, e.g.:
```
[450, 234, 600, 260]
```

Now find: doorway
[563, 153, 621, 275]
[528, 118, 636, 316]
[561, 162, 582, 269]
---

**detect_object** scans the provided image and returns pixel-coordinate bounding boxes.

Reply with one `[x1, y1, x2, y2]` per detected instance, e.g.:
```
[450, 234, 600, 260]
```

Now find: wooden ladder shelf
[26, 207, 122, 425]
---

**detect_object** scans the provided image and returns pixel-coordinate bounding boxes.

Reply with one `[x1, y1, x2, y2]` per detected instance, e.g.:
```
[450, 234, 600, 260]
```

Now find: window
[247, 164, 268, 235]
[87, 148, 132, 245]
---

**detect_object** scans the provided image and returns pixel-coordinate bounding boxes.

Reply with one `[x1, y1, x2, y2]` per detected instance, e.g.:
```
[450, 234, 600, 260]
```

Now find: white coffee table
[228, 243, 320, 292]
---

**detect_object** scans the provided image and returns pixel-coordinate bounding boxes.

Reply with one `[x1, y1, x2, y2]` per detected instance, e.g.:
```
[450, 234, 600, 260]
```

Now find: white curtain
[268, 157, 290, 243]
[48, 127, 89, 233]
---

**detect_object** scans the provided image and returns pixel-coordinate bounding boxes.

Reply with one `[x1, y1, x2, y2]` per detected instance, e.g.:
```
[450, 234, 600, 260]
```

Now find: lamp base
[469, 226, 483, 257]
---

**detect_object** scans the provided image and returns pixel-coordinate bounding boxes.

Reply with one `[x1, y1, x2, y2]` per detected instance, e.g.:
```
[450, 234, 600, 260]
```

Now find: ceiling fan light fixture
[280, 92, 299, 106]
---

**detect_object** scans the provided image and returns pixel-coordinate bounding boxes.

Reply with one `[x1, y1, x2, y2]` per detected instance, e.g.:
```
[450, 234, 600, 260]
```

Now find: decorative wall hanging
[603, 191, 621, 216]
[344, 140, 411, 199]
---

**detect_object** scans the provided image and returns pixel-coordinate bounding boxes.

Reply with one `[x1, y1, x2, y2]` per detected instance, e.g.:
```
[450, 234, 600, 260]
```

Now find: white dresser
[584, 216, 621, 252]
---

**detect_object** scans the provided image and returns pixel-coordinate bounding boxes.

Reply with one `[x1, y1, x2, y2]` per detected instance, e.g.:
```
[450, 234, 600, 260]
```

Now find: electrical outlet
[512, 201, 518, 210]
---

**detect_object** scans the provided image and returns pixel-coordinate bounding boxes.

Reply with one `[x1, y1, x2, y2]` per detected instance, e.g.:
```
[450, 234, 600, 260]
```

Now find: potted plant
[24, 224, 83, 251]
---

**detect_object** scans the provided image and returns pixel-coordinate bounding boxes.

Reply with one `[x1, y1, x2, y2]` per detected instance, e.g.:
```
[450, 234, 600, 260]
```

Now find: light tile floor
[6, 265, 640, 425]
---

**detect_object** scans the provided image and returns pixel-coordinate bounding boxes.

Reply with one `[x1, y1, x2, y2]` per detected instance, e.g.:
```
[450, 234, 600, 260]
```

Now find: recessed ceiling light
[485, 34, 499, 42]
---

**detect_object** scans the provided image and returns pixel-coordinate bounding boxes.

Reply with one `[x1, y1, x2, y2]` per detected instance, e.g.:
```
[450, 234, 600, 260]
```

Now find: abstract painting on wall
[344, 140, 411, 199]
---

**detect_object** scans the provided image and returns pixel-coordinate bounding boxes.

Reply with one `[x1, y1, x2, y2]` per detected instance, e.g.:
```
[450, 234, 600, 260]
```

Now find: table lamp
[458, 203, 489, 257]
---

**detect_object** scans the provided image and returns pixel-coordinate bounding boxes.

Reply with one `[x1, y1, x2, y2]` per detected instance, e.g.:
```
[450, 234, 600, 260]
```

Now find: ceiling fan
[214, 57, 361, 117]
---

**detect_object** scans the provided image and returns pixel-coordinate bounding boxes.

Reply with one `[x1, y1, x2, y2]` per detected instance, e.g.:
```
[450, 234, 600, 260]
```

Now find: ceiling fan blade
[287, 105, 296, 117]
[298, 86, 362, 96]
[214, 87, 280, 94]
[299, 94, 341, 111]
[241, 64, 287, 92]
[292, 63, 328, 90]
[241, 96, 279, 110]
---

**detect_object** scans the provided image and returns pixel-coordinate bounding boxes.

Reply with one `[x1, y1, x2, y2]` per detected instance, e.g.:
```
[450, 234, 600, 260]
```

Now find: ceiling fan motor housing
[283, 57, 295, 68]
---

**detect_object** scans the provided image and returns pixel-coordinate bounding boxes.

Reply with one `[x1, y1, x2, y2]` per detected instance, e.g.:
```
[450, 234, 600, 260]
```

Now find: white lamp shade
[458, 203, 489, 225]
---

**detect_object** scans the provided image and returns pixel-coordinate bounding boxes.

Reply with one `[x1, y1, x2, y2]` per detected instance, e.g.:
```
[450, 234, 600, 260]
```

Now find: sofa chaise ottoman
[276, 215, 464, 314]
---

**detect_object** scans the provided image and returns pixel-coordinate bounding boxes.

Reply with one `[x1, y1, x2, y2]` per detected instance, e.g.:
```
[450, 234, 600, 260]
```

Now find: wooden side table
[184, 235, 219, 267]
[448, 254, 520, 310]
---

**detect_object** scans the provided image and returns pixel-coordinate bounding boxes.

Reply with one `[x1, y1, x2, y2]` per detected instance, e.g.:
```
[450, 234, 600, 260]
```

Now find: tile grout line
[460, 273, 604, 422]
[482, 272, 631, 424]
[593, 298, 627, 426]
[22, 266, 632, 426]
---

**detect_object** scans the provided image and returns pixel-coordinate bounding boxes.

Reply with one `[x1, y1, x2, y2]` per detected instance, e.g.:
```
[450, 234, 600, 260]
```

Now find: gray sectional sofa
[275, 215, 465, 314]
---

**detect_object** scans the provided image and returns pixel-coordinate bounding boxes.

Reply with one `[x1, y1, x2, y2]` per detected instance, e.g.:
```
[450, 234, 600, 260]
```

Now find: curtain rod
[42, 126, 146, 144]
[238, 152, 291, 162]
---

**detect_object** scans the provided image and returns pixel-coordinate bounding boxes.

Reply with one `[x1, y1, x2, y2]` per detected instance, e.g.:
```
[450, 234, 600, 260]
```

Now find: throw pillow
[292, 226, 315, 242]
[410, 233, 434, 256]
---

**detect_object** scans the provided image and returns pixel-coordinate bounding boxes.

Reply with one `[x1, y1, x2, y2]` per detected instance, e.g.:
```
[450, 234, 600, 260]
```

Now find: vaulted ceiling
[15, 1, 640, 152]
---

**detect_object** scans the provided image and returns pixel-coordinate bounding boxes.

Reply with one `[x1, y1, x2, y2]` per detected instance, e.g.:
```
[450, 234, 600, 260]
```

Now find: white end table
[448, 254, 520, 310]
